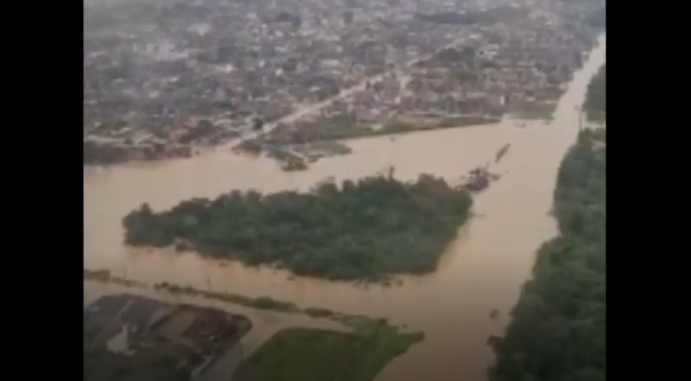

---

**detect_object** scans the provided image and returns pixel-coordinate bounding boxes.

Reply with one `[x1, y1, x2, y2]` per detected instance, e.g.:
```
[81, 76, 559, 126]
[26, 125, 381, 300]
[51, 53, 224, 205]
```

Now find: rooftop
[84, 294, 252, 381]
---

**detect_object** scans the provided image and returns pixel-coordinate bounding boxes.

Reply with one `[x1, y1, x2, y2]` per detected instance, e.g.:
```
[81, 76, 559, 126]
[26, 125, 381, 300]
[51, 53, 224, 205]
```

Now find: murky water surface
[84, 36, 606, 381]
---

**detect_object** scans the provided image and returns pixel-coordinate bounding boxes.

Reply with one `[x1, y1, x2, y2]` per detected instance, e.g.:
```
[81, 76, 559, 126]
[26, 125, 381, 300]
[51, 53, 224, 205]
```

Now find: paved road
[219, 37, 471, 150]
[196, 343, 244, 381]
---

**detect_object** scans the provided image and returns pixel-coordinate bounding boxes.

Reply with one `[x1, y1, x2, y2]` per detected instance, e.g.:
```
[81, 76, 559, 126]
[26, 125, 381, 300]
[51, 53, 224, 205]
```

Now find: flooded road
[84, 36, 605, 381]
[223, 35, 490, 149]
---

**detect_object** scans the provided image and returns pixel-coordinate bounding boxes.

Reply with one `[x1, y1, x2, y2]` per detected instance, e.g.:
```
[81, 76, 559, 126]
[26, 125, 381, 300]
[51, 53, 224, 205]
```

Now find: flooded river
[84, 36, 605, 381]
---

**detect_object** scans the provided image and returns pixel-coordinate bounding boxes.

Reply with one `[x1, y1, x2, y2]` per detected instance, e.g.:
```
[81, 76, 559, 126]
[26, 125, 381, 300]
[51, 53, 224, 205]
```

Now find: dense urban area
[84, 0, 605, 169]
[84, 0, 606, 380]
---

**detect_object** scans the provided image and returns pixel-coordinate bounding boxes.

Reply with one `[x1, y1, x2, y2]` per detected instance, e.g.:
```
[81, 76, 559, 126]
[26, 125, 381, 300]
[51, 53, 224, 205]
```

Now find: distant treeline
[583, 64, 606, 122]
[489, 129, 606, 381]
[123, 172, 473, 282]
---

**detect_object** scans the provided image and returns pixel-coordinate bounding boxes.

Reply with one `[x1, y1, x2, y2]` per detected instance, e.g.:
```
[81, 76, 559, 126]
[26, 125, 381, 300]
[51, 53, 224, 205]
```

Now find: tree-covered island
[123, 172, 473, 281]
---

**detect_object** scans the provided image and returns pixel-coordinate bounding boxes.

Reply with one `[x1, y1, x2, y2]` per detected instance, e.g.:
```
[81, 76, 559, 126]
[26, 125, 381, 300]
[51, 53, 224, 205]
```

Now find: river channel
[84, 36, 606, 381]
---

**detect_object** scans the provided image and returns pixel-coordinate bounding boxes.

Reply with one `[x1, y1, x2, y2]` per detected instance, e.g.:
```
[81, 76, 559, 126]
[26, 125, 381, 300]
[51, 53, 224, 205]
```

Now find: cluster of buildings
[84, 294, 251, 381]
[84, 0, 605, 165]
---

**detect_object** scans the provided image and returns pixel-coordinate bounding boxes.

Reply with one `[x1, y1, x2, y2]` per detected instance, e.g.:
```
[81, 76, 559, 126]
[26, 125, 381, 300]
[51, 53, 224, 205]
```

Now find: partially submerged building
[84, 294, 252, 381]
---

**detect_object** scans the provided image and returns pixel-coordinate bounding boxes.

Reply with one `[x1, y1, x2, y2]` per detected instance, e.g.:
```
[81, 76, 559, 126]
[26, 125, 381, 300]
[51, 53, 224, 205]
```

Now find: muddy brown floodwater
[84, 36, 606, 381]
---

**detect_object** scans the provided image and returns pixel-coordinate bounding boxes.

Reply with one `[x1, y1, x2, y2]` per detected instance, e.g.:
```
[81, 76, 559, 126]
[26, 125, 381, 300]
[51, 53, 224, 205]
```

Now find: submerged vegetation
[489, 128, 606, 381]
[84, 269, 420, 336]
[383, 114, 500, 133]
[236, 324, 423, 381]
[153, 281, 301, 313]
[83, 269, 146, 288]
[583, 63, 606, 123]
[123, 172, 473, 281]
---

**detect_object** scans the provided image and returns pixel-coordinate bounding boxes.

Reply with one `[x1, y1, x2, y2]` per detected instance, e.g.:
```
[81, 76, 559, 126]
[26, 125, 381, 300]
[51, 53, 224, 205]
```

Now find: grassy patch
[436, 115, 500, 127]
[153, 282, 301, 313]
[236, 323, 424, 381]
[512, 102, 557, 121]
[384, 114, 499, 133]
[83, 269, 145, 288]
[303, 307, 336, 318]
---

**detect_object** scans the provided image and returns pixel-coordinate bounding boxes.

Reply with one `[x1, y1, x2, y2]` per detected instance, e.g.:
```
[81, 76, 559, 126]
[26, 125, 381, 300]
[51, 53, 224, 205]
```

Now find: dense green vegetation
[489, 128, 606, 381]
[235, 323, 423, 381]
[123, 172, 473, 281]
[583, 64, 606, 123]
[586, 6, 606, 30]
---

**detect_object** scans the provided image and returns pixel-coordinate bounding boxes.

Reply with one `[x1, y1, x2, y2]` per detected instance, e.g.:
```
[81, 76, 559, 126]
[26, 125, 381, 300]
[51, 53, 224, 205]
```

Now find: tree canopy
[123, 172, 473, 281]
[583, 64, 606, 122]
[489, 128, 606, 381]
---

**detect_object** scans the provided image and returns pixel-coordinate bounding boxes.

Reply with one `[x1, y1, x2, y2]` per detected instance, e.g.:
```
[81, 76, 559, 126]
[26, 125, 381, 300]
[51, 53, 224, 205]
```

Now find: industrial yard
[84, 294, 251, 381]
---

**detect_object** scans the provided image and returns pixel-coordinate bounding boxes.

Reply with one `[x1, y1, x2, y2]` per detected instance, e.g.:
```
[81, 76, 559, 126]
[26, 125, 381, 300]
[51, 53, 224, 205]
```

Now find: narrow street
[221, 37, 473, 150]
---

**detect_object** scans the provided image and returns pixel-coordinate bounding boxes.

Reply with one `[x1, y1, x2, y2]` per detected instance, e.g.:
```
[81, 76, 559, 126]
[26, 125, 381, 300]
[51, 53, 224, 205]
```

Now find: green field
[235, 323, 423, 381]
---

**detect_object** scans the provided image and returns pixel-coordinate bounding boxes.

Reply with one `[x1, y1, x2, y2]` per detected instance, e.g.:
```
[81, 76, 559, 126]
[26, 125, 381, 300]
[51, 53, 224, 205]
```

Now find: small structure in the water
[462, 167, 501, 192]
[465, 173, 490, 191]
[282, 157, 309, 172]
[495, 144, 511, 163]
[487, 335, 502, 347]
[233, 140, 263, 156]
[489, 309, 499, 319]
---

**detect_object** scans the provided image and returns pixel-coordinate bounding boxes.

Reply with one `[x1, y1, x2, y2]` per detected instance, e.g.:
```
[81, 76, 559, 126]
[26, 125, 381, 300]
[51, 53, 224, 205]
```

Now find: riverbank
[489, 127, 606, 381]
[233, 114, 501, 167]
[583, 63, 606, 124]
[486, 46, 606, 381]
[84, 269, 422, 332]
[255, 114, 501, 146]
[84, 114, 501, 169]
